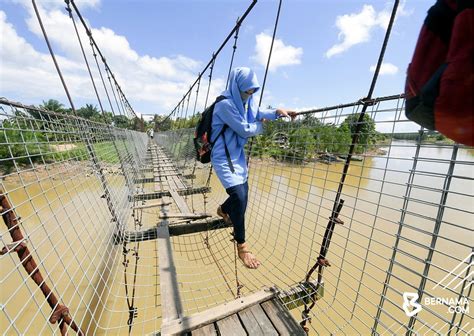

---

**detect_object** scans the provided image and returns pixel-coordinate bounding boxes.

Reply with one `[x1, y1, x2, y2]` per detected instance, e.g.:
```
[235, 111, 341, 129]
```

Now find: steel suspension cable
[225, 18, 241, 90]
[158, 0, 257, 127]
[32, 0, 77, 115]
[302, 0, 400, 332]
[68, 0, 138, 119]
[65, 1, 107, 121]
[247, 0, 282, 166]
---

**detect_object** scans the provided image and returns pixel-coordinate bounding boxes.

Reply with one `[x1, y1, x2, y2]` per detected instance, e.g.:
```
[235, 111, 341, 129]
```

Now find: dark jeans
[221, 182, 248, 244]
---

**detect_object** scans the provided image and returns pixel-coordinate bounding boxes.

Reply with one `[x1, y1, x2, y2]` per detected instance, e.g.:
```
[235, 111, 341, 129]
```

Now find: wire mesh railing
[2, 0, 473, 334]
[0, 99, 150, 335]
[156, 93, 473, 335]
[1, 94, 472, 335]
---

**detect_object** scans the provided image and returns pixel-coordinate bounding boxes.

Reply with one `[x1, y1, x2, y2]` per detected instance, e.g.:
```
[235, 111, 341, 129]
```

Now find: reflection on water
[1, 141, 472, 334]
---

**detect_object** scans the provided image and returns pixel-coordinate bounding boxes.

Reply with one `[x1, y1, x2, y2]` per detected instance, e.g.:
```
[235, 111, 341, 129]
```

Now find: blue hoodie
[211, 67, 277, 188]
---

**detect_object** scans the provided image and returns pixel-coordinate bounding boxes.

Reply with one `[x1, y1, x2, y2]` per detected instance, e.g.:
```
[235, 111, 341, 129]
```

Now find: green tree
[113, 115, 130, 129]
[0, 120, 49, 174]
[285, 127, 315, 162]
[341, 113, 377, 153]
[153, 114, 172, 131]
[77, 104, 101, 120]
[40, 99, 66, 113]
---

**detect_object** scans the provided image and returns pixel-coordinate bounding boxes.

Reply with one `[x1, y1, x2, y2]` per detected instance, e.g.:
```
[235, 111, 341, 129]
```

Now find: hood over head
[222, 67, 260, 120]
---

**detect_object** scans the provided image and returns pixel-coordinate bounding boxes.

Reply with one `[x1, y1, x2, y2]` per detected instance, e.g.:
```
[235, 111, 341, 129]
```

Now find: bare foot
[237, 243, 261, 269]
[217, 206, 232, 224]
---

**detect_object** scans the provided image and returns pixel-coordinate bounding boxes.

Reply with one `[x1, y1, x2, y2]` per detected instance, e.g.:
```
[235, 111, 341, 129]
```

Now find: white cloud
[325, 3, 410, 58]
[1, 3, 219, 116]
[251, 32, 303, 72]
[370, 62, 399, 75]
[13, 0, 100, 11]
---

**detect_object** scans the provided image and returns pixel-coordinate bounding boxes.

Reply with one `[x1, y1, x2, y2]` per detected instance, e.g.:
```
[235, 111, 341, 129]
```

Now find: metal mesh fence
[1, 0, 472, 334]
[1, 95, 472, 335]
[156, 94, 473, 335]
[0, 99, 152, 334]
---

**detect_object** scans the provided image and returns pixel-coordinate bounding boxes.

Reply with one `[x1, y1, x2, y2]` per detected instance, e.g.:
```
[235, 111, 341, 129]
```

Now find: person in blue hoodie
[211, 67, 296, 269]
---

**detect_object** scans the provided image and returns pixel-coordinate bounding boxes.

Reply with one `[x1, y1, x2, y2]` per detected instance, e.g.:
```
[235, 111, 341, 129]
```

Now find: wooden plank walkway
[143, 143, 307, 336]
[159, 288, 306, 336]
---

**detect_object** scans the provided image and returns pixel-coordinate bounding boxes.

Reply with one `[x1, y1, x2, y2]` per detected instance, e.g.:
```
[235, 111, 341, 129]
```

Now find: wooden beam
[169, 189, 190, 213]
[159, 212, 210, 219]
[113, 218, 231, 244]
[132, 187, 210, 201]
[134, 177, 155, 184]
[192, 324, 217, 336]
[159, 287, 277, 335]
[168, 218, 232, 236]
[157, 220, 184, 323]
[132, 201, 172, 210]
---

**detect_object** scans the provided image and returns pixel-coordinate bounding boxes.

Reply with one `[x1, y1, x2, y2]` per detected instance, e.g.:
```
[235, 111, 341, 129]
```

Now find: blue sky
[0, 0, 431, 118]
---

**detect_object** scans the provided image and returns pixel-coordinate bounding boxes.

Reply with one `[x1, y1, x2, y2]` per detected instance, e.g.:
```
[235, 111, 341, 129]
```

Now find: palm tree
[40, 99, 66, 113]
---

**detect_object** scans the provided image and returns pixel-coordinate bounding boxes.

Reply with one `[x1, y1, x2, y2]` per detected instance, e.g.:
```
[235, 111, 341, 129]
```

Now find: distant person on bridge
[211, 67, 296, 269]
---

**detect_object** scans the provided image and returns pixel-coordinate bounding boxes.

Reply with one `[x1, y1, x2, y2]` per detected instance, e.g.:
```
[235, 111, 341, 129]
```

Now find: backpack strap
[210, 96, 235, 173]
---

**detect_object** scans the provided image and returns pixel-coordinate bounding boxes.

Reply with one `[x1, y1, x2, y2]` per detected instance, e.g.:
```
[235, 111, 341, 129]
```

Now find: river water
[1, 140, 472, 335]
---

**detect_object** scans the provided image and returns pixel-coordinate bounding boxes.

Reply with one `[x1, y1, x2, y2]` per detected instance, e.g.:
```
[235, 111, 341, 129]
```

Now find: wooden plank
[169, 218, 232, 236]
[192, 324, 217, 336]
[156, 219, 184, 323]
[134, 177, 154, 184]
[238, 304, 278, 336]
[114, 218, 232, 244]
[216, 315, 246, 336]
[159, 212, 210, 219]
[160, 287, 277, 335]
[170, 189, 191, 213]
[132, 201, 172, 210]
[260, 299, 306, 336]
[166, 176, 179, 191]
[132, 187, 210, 201]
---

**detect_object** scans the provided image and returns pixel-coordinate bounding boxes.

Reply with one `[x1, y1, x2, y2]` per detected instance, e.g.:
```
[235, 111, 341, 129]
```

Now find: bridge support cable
[1, 191, 84, 335]
[65, 0, 137, 194]
[301, 0, 400, 332]
[157, 0, 258, 127]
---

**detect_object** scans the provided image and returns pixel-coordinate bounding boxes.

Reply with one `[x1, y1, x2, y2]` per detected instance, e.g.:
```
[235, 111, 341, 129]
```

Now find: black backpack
[193, 96, 235, 172]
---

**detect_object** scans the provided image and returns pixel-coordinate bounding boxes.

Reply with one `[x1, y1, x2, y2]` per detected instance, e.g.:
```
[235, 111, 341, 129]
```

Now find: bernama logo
[403, 292, 470, 316]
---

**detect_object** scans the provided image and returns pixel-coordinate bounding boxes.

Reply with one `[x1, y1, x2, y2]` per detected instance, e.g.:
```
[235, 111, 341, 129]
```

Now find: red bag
[405, 0, 473, 146]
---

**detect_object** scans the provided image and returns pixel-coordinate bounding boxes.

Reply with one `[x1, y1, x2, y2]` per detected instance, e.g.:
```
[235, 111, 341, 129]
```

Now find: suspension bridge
[1, 0, 472, 335]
